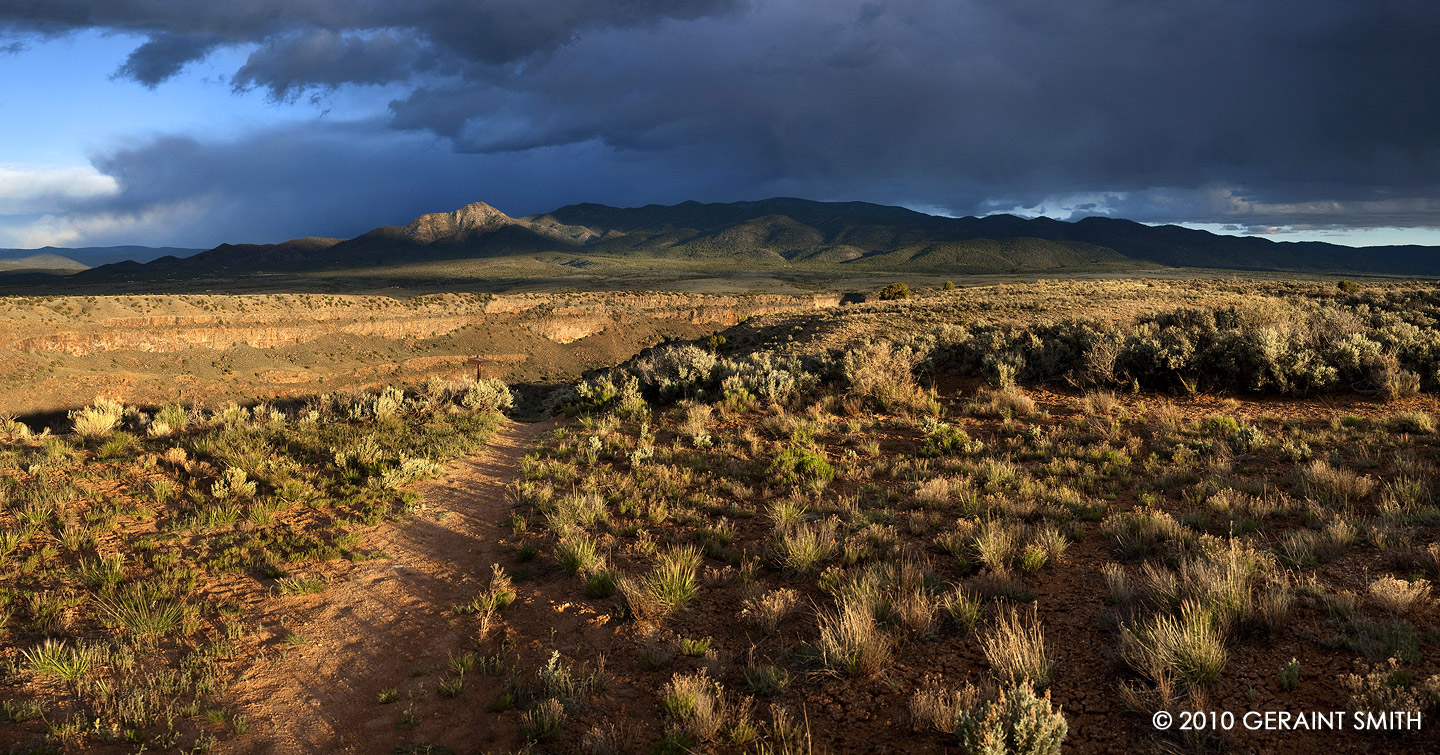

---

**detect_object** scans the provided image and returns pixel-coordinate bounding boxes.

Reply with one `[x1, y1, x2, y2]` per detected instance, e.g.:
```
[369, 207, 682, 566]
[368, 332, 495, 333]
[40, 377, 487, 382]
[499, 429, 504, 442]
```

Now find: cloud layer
[2, 0, 1438, 246]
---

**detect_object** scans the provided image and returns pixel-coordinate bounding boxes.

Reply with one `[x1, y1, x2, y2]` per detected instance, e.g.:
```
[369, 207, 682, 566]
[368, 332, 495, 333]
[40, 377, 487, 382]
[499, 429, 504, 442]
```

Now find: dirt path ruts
[227, 419, 554, 754]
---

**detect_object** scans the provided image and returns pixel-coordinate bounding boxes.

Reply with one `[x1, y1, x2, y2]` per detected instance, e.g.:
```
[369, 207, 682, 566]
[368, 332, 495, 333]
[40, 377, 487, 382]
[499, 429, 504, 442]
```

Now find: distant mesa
[53, 197, 1440, 281]
[0, 253, 90, 275]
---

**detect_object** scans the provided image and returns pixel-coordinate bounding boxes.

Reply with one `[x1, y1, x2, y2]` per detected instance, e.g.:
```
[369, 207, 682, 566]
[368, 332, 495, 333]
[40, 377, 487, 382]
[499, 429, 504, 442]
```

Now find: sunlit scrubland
[492, 280, 1440, 752]
[3, 279, 1440, 752]
[0, 377, 511, 749]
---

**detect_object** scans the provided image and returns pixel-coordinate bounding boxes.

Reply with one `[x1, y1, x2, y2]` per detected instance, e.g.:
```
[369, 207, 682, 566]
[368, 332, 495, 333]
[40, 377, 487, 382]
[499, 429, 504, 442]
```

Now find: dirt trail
[227, 419, 556, 754]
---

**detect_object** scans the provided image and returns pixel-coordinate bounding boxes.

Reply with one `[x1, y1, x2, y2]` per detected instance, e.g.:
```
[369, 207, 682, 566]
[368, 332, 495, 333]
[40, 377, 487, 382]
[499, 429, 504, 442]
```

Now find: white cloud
[0, 164, 120, 215]
[0, 198, 207, 249]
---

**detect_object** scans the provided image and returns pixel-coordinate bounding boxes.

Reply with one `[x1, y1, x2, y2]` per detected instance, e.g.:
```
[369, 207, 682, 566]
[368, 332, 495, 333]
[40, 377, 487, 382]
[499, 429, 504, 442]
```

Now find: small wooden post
[466, 357, 496, 380]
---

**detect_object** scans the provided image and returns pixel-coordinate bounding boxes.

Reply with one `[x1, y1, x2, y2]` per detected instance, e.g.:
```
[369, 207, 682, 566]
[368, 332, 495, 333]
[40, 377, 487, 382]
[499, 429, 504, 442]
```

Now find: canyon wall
[0, 291, 838, 416]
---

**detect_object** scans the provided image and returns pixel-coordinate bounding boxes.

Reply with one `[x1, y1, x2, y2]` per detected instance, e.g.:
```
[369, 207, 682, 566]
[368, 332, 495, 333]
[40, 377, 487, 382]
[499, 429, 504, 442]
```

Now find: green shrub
[1203, 415, 1240, 436]
[955, 682, 1068, 755]
[920, 421, 971, 457]
[769, 448, 835, 488]
[878, 282, 912, 300]
[459, 377, 515, 412]
[1278, 658, 1300, 691]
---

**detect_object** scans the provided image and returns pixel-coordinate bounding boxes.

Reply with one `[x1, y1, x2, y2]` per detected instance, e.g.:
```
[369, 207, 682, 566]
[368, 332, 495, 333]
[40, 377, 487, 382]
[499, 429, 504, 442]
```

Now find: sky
[1, 1, 1438, 250]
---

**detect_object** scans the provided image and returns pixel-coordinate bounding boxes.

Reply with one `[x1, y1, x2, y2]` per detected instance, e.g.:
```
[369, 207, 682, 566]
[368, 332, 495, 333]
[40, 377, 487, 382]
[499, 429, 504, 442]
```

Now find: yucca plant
[95, 583, 188, 641]
[21, 639, 97, 685]
[555, 535, 604, 575]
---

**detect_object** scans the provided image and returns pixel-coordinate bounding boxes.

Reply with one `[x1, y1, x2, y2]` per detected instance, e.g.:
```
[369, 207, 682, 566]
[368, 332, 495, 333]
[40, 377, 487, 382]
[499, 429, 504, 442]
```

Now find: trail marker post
[466, 357, 496, 381]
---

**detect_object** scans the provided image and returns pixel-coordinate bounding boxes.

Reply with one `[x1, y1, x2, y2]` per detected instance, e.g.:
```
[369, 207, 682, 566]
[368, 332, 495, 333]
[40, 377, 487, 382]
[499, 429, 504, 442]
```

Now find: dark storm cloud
[3, 0, 1439, 239]
[65, 122, 764, 247]
[231, 30, 440, 101]
[115, 32, 226, 86]
[0, 1, 744, 85]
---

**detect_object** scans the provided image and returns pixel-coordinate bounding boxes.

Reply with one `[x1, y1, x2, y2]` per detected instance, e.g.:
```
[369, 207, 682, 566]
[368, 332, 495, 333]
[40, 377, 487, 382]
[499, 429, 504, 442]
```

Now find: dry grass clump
[661, 670, 751, 745]
[934, 518, 980, 563]
[1149, 400, 1183, 430]
[1102, 563, 1134, 609]
[1205, 488, 1285, 519]
[520, 698, 567, 742]
[1178, 539, 1273, 627]
[1370, 352, 1422, 402]
[1255, 579, 1297, 634]
[1100, 507, 1187, 557]
[543, 491, 611, 535]
[1390, 410, 1436, 434]
[1078, 390, 1121, 416]
[1119, 601, 1228, 689]
[555, 535, 605, 575]
[842, 340, 932, 414]
[69, 397, 125, 438]
[981, 605, 1054, 689]
[774, 517, 838, 573]
[578, 722, 629, 755]
[1299, 460, 1376, 507]
[678, 401, 713, 439]
[910, 677, 982, 733]
[940, 588, 984, 632]
[1367, 576, 1433, 615]
[1276, 528, 1328, 568]
[972, 519, 1018, 572]
[830, 559, 941, 638]
[914, 475, 969, 506]
[1341, 659, 1440, 713]
[741, 588, 799, 633]
[968, 386, 1035, 418]
[1414, 543, 1440, 580]
[816, 600, 894, 677]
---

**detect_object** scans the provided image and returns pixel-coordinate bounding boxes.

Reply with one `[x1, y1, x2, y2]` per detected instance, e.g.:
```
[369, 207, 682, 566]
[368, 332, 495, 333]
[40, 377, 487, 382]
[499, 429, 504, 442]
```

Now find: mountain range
[0, 245, 205, 270]
[48, 198, 1440, 280]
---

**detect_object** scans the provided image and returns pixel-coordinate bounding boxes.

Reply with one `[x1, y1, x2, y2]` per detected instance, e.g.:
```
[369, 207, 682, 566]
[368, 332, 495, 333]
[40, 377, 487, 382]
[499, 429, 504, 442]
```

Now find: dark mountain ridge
[70, 197, 1440, 280]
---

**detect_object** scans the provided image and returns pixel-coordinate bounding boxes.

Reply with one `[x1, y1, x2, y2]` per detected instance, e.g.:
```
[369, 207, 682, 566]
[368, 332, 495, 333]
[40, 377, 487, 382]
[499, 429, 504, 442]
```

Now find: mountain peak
[401, 201, 513, 243]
